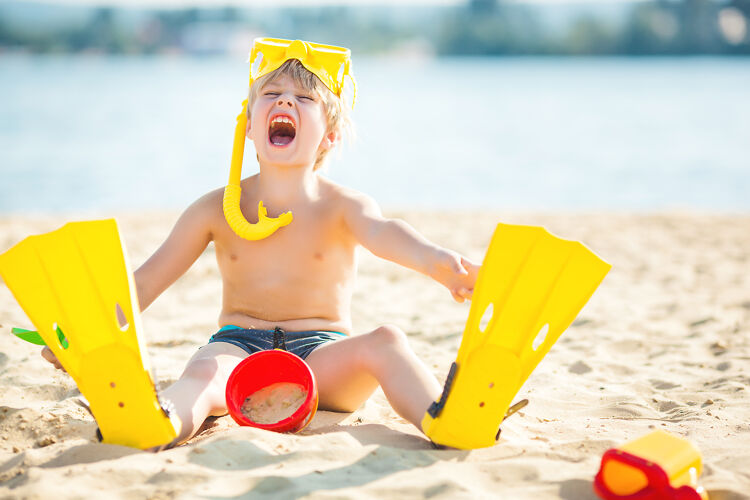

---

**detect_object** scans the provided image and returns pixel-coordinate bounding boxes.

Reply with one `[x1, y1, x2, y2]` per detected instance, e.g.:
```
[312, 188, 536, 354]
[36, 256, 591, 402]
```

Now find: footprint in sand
[568, 361, 592, 375]
[657, 400, 681, 412]
[608, 339, 642, 354]
[650, 380, 680, 390]
[572, 318, 593, 327]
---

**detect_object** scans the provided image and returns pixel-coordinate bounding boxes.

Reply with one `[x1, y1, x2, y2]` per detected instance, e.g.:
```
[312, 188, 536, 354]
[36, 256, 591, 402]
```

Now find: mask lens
[251, 52, 264, 80]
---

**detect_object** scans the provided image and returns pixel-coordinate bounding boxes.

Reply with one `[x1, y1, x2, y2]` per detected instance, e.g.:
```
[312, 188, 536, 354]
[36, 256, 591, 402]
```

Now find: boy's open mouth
[268, 115, 296, 147]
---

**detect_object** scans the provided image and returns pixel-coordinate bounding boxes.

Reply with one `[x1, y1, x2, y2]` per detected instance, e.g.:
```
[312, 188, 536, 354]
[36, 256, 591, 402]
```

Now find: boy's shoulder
[177, 185, 226, 233]
[190, 185, 226, 215]
[318, 177, 380, 214]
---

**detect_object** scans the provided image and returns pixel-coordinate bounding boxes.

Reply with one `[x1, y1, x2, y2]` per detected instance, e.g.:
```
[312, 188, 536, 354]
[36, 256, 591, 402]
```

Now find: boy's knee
[367, 324, 409, 351]
[357, 325, 412, 374]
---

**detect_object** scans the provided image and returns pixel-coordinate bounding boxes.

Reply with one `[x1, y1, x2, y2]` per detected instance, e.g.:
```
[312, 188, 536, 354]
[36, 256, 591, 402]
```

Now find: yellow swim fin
[421, 223, 611, 449]
[0, 219, 179, 449]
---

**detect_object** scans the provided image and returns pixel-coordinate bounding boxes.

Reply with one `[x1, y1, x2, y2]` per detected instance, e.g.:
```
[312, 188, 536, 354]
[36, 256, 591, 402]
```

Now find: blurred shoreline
[1, 0, 749, 57]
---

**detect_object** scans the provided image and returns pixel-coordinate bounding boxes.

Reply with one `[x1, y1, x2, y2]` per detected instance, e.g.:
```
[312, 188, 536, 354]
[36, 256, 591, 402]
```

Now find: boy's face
[247, 75, 336, 169]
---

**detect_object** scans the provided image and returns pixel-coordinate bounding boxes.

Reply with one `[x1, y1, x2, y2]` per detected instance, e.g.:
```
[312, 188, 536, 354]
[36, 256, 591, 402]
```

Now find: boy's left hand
[430, 250, 481, 303]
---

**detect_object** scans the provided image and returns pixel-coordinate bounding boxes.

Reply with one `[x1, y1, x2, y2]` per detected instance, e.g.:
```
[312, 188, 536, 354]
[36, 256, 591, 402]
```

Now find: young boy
[43, 38, 479, 447]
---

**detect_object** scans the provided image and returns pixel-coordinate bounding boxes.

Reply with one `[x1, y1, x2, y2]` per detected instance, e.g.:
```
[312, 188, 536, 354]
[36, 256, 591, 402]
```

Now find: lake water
[1, 55, 749, 213]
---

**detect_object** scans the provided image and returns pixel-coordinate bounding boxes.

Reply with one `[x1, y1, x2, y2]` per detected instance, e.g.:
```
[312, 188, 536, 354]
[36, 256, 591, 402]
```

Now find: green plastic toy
[11, 326, 69, 349]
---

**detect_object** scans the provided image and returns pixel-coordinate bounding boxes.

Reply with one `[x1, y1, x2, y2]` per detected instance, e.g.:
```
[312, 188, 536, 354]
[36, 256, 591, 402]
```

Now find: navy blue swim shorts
[207, 325, 346, 360]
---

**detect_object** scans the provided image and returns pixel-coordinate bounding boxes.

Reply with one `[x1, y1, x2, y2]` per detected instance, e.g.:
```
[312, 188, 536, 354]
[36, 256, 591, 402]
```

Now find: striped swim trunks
[207, 325, 346, 360]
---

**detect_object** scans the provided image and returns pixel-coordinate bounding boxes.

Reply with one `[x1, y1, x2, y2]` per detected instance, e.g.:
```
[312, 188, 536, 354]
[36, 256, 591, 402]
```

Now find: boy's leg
[304, 325, 442, 432]
[160, 342, 248, 445]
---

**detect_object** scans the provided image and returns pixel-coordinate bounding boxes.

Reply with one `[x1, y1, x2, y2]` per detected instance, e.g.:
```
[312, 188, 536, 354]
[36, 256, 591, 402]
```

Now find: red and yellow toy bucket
[594, 430, 708, 500]
[225, 350, 318, 433]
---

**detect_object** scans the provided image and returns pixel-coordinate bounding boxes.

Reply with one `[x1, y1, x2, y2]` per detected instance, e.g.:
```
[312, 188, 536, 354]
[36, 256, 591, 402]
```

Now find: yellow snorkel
[223, 99, 293, 240]
[223, 38, 357, 241]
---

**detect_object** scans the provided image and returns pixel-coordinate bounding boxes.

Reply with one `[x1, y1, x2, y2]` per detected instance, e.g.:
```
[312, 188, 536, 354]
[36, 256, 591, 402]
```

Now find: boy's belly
[217, 272, 355, 335]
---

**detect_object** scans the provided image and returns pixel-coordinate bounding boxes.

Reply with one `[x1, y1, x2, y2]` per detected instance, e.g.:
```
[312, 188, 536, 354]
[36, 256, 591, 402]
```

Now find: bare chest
[213, 206, 357, 311]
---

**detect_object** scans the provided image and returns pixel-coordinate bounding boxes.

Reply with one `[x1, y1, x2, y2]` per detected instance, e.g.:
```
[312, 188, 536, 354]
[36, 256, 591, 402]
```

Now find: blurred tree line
[0, 0, 748, 56]
[438, 0, 750, 55]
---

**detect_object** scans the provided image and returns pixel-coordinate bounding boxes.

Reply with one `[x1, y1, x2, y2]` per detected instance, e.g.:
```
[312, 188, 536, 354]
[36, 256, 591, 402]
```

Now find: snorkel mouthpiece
[222, 38, 357, 241]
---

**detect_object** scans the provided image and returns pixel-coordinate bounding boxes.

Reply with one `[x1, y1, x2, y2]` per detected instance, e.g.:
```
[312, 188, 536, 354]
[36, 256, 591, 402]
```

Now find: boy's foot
[41, 346, 66, 372]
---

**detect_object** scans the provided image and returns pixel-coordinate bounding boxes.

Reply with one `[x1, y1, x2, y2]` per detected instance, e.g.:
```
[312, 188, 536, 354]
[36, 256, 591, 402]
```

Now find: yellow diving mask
[223, 38, 357, 241]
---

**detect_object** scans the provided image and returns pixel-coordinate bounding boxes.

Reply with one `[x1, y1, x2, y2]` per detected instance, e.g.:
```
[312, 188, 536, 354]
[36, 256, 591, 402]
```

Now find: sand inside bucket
[241, 382, 308, 424]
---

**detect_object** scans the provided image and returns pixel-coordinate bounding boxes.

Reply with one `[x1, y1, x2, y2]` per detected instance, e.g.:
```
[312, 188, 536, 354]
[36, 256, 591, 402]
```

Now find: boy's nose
[276, 97, 293, 108]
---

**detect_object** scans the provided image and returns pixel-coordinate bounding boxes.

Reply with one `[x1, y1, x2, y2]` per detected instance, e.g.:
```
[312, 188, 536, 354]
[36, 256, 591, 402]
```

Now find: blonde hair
[248, 59, 352, 170]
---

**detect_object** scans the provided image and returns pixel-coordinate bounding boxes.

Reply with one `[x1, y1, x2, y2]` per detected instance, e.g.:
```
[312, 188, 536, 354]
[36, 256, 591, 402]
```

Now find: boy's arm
[343, 192, 480, 302]
[133, 194, 214, 311]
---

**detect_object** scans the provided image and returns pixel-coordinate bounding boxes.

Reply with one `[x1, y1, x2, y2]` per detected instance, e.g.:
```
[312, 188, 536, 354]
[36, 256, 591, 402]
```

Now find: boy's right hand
[430, 249, 481, 303]
[41, 346, 67, 372]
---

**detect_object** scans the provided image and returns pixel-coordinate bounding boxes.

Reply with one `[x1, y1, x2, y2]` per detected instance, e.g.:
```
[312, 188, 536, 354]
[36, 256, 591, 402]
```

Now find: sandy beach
[0, 211, 748, 499]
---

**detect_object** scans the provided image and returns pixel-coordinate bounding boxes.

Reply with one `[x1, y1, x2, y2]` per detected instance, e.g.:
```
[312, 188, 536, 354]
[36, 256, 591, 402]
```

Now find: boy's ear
[321, 130, 339, 150]
[245, 117, 252, 139]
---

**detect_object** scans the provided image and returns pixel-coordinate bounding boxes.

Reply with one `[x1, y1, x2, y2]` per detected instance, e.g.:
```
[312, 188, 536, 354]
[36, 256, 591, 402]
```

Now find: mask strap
[341, 58, 357, 109]
[345, 73, 357, 109]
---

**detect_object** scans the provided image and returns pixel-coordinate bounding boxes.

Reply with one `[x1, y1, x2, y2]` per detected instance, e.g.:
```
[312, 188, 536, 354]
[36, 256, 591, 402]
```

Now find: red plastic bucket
[225, 350, 318, 433]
